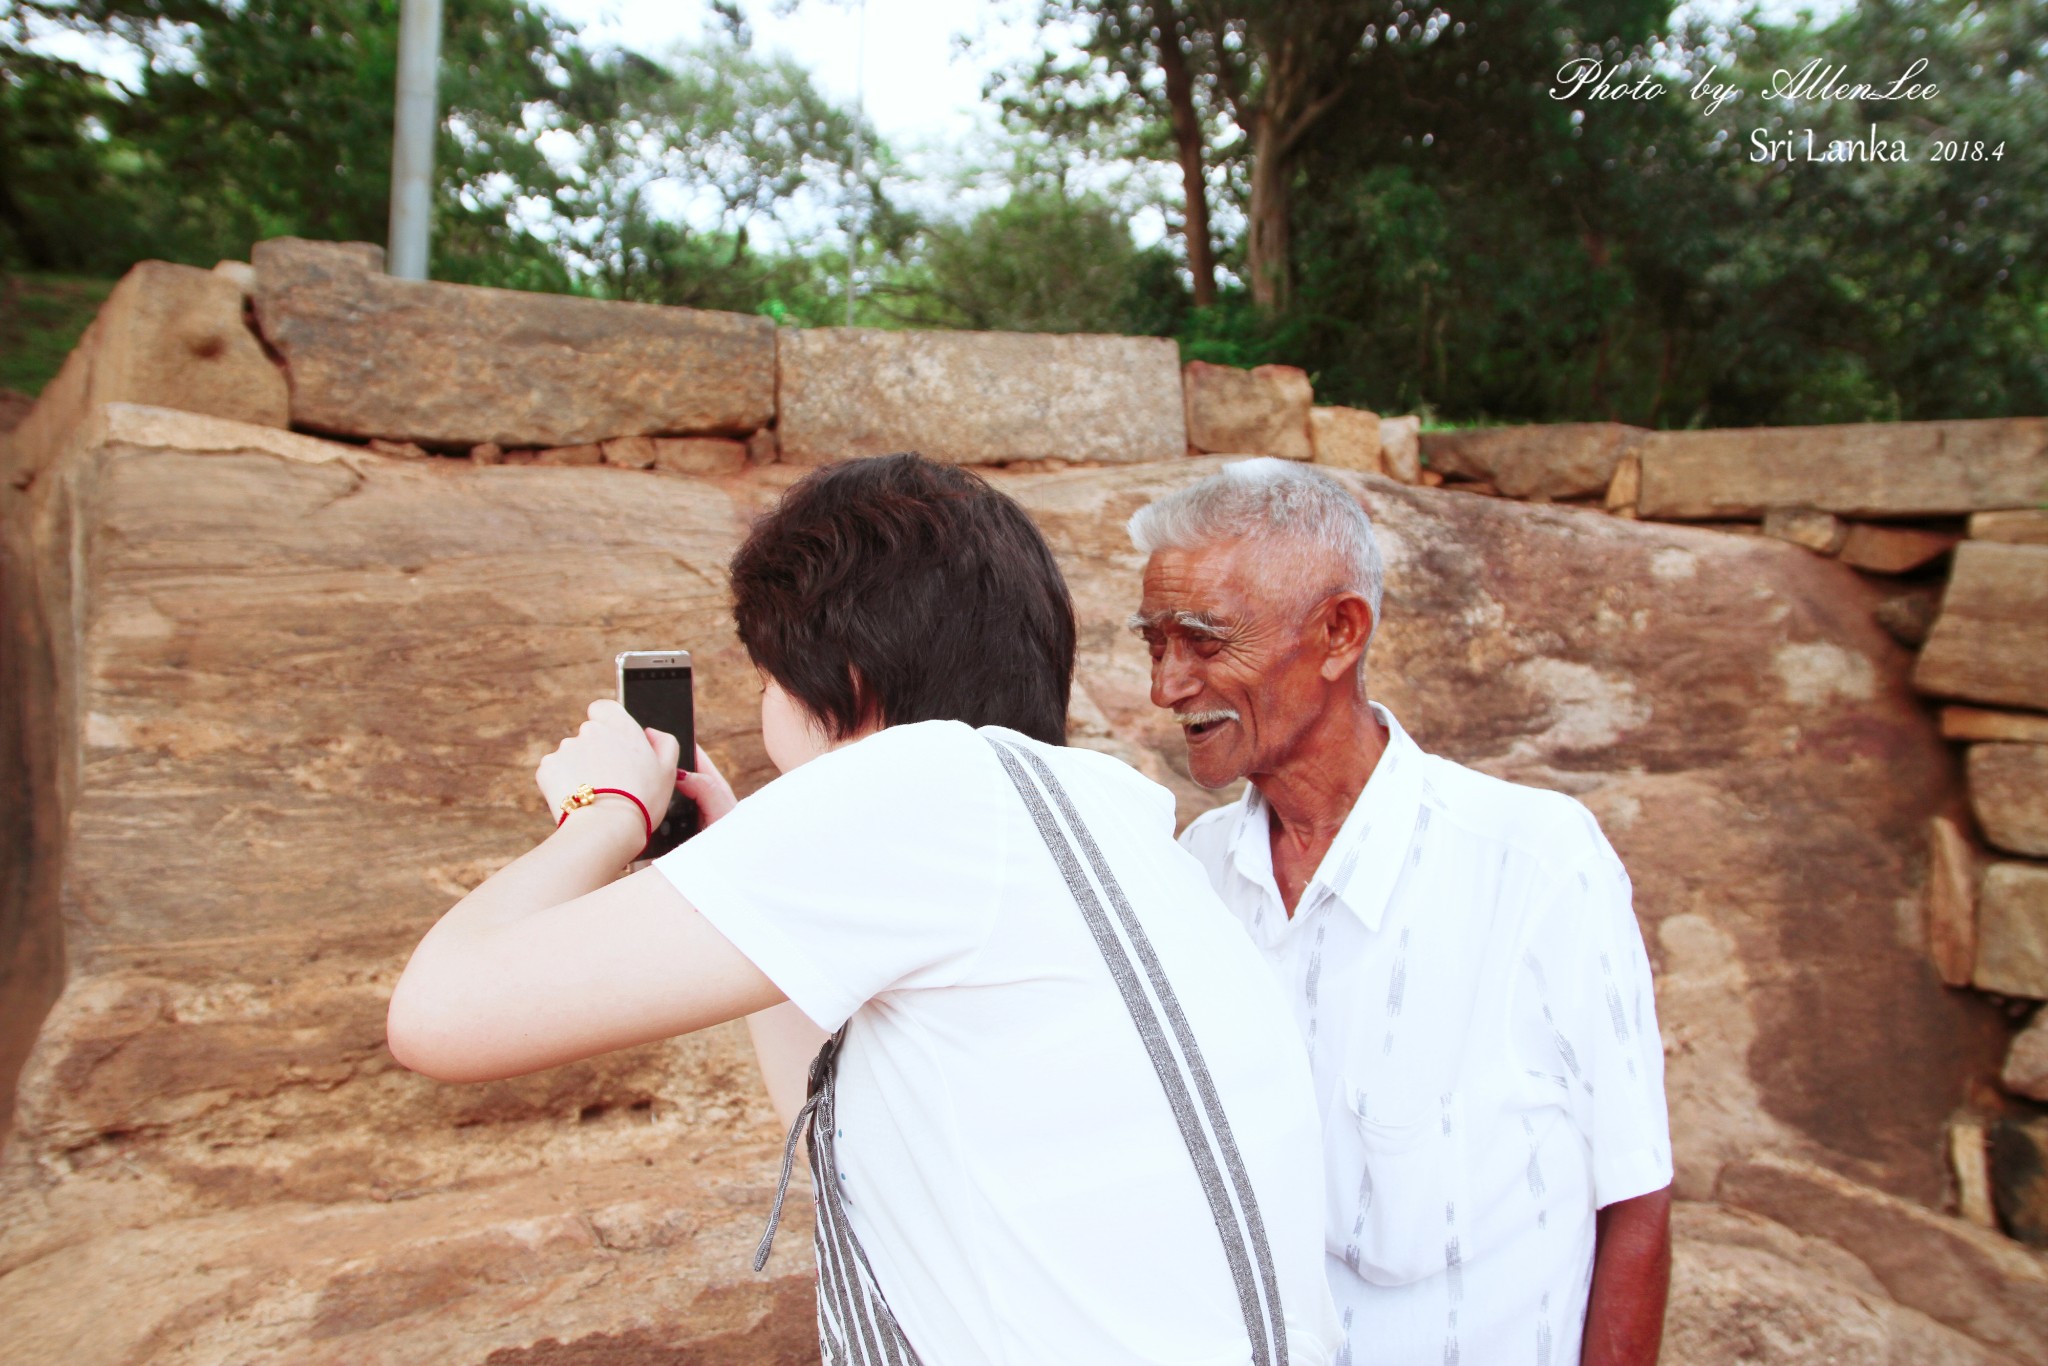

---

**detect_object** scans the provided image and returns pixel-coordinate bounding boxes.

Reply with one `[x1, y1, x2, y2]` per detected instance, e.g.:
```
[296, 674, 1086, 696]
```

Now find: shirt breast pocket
[1328, 1083, 1463, 1288]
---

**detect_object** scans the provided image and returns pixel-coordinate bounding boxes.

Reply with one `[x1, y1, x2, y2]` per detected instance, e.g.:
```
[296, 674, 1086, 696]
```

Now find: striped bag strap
[983, 734, 1290, 1366]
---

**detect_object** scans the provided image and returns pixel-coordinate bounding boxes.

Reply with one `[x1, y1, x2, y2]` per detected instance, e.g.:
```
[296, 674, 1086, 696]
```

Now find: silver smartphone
[616, 649, 697, 859]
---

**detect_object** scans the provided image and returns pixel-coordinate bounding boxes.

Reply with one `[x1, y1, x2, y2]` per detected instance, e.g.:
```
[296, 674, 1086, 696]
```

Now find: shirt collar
[1225, 702, 1429, 937]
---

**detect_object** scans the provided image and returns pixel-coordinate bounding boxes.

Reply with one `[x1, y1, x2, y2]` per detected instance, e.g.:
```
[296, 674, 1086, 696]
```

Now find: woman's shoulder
[973, 726, 1178, 835]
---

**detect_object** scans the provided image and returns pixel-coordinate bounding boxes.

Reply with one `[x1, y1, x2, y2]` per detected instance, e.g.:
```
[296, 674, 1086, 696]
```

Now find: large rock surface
[1181, 361, 1312, 461]
[252, 239, 775, 449]
[0, 413, 2030, 1360]
[776, 326, 1185, 466]
[1637, 418, 2048, 519]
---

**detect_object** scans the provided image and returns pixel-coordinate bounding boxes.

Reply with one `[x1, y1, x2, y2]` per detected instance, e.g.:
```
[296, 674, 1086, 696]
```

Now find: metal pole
[387, 0, 445, 280]
[844, 0, 867, 326]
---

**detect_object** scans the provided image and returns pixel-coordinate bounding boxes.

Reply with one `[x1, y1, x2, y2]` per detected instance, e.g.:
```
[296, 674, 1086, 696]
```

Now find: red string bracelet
[556, 784, 653, 857]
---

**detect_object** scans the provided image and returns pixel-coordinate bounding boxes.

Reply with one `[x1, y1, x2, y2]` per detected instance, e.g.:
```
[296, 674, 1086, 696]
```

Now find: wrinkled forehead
[1137, 538, 1298, 621]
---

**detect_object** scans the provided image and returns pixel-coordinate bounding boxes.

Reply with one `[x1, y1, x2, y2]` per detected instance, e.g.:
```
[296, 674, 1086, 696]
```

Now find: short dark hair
[729, 453, 1076, 747]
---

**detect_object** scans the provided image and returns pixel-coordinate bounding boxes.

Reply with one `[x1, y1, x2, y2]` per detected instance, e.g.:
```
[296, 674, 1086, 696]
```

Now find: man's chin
[1180, 728, 1248, 790]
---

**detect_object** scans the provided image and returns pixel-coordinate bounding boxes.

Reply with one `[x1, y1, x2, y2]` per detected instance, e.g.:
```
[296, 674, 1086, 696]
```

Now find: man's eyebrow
[1126, 609, 1229, 636]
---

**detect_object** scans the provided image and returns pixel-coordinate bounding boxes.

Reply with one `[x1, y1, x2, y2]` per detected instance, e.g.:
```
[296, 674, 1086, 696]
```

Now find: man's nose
[1151, 643, 1201, 709]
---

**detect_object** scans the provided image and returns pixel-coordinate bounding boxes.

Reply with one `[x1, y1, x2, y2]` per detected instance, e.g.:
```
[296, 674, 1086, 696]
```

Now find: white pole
[845, 0, 867, 326]
[388, 0, 445, 280]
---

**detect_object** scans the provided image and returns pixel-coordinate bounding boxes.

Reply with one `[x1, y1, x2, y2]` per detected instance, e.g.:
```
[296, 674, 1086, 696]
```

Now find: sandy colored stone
[1972, 509, 2048, 546]
[1308, 405, 1382, 472]
[1951, 1119, 1997, 1229]
[652, 436, 748, 476]
[536, 442, 603, 466]
[469, 441, 505, 466]
[366, 437, 429, 460]
[777, 326, 1184, 466]
[747, 425, 780, 465]
[1379, 415, 1421, 484]
[2003, 1010, 2048, 1102]
[1605, 453, 1641, 515]
[1839, 523, 1962, 574]
[253, 237, 774, 449]
[1181, 361, 1312, 460]
[2, 260, 288, 491]
[1875, 587, 1942, 647]
[1916, 542, 2048, 712]
[1665, 1201, 2008, 1365]
[1929, 814, 1981, 988]
[210, 259, 256, 294]
[1993, 1117, 2048, 1248]
[1420, 422, 1649, 501]
[1970, 744, 2048, 858]
[1975, 862, 2048, 998]
[1946, 707, 2048, 745]
[1716, 1153, 2048, 1362]
[599, 434, 659, 469]
[1638, 418, 2048, 520]
[1762, 506, 1847, 554]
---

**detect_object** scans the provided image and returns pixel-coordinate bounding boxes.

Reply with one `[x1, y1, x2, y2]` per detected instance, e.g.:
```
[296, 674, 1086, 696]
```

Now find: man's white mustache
[1174, 709, 1241, 728]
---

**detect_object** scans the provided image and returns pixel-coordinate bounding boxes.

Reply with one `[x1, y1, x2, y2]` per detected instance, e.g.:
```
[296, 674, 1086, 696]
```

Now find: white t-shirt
[1179, 705, 1671, 1366]
[655, 720, 1343, 1366]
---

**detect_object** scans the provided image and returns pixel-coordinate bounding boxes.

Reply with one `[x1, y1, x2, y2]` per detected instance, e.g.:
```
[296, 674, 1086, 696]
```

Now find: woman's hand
[677, 744, 739, 828]
[536, 699, 679, 834]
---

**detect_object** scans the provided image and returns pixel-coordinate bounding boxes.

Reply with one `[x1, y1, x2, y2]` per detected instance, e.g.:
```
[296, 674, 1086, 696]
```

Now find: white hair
[1127, 458, 1386, 652]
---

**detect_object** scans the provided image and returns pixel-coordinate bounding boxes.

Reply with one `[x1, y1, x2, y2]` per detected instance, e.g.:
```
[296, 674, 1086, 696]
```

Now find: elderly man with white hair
[1127, 459, 1673, 1366]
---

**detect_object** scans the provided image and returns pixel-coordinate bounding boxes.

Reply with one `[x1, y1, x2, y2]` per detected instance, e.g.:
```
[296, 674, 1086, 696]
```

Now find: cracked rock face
[0, 416, 2023, 1361]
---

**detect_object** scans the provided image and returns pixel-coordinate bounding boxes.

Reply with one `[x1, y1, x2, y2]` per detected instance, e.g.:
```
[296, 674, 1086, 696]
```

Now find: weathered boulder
[1637, 418, 2048, 520]
[1916, 542, 2048, 712]
[1971, 744, 2048, 858]
[1995, 1119, 2048, 1248]
[1420, 422, 1648, 502]
[0, 419, 2026, 1359]
[1929, 814, 1981, 988]
[1181, 361, 1312, 461]
[252, 238, 775, 449]
[1379, 415, 1421, 484]
[2005, 1011, 2048, 1102]
[1307, 405, 1381, 472]
[2, 261, 288, 489]
[1976, 863, 2048, 998]
[777, 326, 1185, 466]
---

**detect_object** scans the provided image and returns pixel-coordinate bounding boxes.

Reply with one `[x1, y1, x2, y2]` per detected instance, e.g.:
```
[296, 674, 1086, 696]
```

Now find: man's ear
[1317, 594, 1375, 682]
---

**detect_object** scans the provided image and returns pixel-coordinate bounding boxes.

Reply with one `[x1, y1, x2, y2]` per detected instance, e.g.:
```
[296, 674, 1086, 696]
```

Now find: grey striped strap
[984, 735, 1290, 1366]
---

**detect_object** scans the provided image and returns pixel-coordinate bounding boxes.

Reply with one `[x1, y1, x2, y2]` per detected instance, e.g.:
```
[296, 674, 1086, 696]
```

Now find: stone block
[1951, 1118, 1996, 1228]
[1380, 415, 1421, 484]
[252, 238, 774, 449]
[535, 442, 603, 466]
[1308, 405, 1382, 472]
[1945, 708, 2048, 745]
[1762, 507, 1846, 555]
[1637, 419, 2048, 520]
[600, 435, 659, 469]
[1874, 588, 1942, 646]
[746, 426, 779, 465]
[2004, 1010, 2048, 1102]
[652, 436, 748, 477]
[1420, 422, 1649, 501]
[1929, 815, 1980, 988]
[1971, 510, 2048, 546]
[775, 326, 1183, 467]
[1974, 862, 2048, 998]
[1915, 542, 2048, 711]
[2, 260, 288, 490]
[1182, 361, 1312, 460]
[1970, 745, 2048, 858]
[1605, 453, 1641, 514]
[1838, 523, 1961, 574]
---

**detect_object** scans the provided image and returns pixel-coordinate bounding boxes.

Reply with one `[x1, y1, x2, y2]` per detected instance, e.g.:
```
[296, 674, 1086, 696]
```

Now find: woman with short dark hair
[389, 454, 1341, 1364]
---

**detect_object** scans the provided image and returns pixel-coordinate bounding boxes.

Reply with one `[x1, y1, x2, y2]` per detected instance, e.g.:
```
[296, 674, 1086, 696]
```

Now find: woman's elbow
[386, 980, 489, 1083]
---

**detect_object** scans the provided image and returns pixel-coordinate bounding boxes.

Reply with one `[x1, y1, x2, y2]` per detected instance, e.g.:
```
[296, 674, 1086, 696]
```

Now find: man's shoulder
[1177, 793, 1247, 859]
[1413, 745, 1618, 875]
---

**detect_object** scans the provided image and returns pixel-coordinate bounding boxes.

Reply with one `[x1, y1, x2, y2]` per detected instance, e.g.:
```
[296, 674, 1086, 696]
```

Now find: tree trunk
[1247, 113, 1292, 313]
[1152, 1, 1215, 307]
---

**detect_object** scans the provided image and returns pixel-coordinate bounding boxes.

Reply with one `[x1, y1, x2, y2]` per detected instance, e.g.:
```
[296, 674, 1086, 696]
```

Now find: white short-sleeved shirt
[1179, 704, 1671, 1366]
[655, 720, 1343, 1366]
